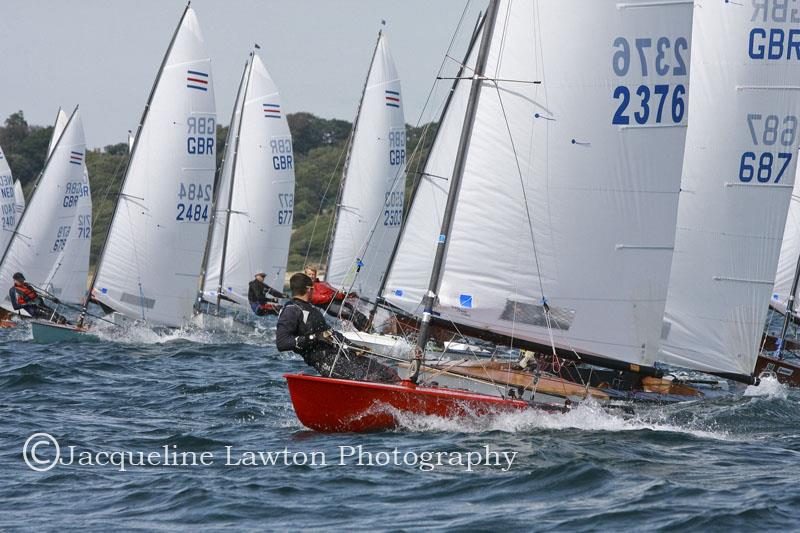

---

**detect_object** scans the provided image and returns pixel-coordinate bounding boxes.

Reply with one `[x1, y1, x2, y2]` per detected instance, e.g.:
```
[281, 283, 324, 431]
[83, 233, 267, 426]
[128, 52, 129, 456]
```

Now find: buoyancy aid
[15, 283, 38, 306]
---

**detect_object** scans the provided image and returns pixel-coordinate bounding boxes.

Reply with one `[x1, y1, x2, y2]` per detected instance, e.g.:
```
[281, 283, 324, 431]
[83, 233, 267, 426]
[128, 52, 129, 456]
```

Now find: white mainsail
[91, 6, 216, 327]
[771, 167, 800, 317]
[0, 107, 86, 308]
[326, 31, 407, 302]
[661, 1, 800, 377]
[201, 52, 295, 307]
[385, 0, 692, 369]
[42, 109, 92, 303]
[0, 144, 18, 254]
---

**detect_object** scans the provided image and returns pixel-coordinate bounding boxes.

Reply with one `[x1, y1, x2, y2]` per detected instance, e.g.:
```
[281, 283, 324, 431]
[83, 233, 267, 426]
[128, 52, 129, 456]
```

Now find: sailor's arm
[276, 306, 318, 352]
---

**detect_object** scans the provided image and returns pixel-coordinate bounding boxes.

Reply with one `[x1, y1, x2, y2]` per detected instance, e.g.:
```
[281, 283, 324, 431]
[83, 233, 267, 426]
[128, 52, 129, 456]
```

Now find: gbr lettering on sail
[177, 115, 215, 222]
[749, 0, 800, 60]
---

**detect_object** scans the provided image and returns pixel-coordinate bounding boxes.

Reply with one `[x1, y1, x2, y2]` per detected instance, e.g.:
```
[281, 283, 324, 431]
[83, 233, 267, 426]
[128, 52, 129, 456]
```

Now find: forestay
[92, 7, 216, 327]
[0, 107, 86, 307]
[202, 52, 295, 307]
[44, 109, 92, 304]
[386, 0, 692, 368]
[0, 144, 18, 254]
[326, 31, 406, 302]
[660, 1, 800, 377]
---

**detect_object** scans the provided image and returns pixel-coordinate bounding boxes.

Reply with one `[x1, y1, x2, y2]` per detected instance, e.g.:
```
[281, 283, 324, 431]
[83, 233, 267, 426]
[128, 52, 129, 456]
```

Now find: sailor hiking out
[9, 272, 68, 324]
[303, 266, 369, 331]
[276, 272, 398, 383]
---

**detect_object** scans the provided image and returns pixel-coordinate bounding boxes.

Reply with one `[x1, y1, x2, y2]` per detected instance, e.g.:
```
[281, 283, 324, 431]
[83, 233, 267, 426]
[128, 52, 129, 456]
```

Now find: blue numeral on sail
[187, 70, 209, 91]
[385, 90, 400, 108]
[69, 151, 84, 165]
[263, 103, 281, 118]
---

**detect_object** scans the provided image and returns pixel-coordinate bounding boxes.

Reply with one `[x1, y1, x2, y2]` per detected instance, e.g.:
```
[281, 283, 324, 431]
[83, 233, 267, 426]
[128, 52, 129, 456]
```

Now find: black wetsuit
[248, 279, 284, 315]
[276, 298, 399, 383]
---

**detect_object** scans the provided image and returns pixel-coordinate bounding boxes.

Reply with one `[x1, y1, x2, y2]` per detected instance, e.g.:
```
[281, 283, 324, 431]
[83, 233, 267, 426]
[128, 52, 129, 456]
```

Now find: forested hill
[0, 111, 435, 272]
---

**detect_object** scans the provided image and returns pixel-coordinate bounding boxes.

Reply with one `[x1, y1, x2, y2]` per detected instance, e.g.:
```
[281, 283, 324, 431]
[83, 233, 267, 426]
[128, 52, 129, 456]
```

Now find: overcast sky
[1, 0, 484, 148]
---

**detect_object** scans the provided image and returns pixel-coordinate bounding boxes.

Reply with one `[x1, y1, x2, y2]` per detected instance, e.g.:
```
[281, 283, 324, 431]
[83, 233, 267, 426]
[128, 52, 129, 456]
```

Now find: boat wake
[88, 319, 275, 346]
[744, 374, 788, 400]
[390, 398, 732, 441]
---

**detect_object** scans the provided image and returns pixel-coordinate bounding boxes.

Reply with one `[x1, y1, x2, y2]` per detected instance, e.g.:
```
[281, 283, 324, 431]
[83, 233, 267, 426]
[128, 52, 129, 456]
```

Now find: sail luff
[83, 3, 191, 312]
[411, 0, 502, 381]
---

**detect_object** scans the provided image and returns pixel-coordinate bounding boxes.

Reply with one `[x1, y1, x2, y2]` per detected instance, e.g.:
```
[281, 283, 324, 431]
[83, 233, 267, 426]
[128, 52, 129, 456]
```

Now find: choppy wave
[1, 324, 799, 530]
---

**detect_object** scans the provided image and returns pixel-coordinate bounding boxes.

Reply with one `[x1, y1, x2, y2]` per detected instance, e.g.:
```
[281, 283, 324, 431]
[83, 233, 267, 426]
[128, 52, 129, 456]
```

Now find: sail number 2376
[176, 182, 212, 222]
[611, 36, 688, 125]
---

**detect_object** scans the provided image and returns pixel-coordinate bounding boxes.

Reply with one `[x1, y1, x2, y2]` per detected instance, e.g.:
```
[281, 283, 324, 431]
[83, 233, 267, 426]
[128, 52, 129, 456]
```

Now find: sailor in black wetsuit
[276, 273, 399, 383]
[248, 272, 285, 316]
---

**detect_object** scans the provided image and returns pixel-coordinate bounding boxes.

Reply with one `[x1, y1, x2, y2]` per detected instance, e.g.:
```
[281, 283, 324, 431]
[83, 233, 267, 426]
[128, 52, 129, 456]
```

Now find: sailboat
[286, 0, 701, 432]
[31, 3, 216, 341]
[660, 0, 800, 386]
[40, 108, 92, 304]
[195, 49, 295, 331]
[325, 29, 406, 305]
[322, 27, 408, 348]
[0, 106, 86, 320]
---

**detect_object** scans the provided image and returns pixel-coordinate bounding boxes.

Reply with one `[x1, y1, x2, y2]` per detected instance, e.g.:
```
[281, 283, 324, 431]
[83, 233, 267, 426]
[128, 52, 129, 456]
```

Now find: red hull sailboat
[285, 373, 537, 433]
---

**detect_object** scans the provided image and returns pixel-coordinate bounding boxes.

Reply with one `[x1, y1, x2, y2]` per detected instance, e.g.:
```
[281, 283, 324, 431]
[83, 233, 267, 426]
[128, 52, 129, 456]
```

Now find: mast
[81, 2, 191, 316]
[372, 12, 486, 321]
[324, 28, 383, 278]
[215, 52, 255, 311]
[410, 0, 501, 383]
[0, 106, 78, 271]
[197, 58, 249, 308]
[777, 252, 800, 358]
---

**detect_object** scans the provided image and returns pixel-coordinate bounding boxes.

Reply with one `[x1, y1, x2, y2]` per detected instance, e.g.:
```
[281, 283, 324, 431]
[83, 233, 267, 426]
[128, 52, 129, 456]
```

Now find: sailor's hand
[318, 330, 333, 341]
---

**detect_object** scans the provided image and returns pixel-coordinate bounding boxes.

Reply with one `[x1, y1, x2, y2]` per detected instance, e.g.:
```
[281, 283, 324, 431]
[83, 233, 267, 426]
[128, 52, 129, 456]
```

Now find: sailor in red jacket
[304, 266, 369, 331]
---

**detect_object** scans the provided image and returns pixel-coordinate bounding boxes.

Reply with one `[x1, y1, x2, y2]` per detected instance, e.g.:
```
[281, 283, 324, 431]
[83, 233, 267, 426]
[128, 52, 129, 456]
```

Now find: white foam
[87, 319, 275, 346]
[744, 373, 789, 400]
[391, 398, 731, 440]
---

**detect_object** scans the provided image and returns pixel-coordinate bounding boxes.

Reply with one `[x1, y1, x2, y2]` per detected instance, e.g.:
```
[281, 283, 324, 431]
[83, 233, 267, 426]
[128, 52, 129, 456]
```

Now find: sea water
[1, 320, 798, 530]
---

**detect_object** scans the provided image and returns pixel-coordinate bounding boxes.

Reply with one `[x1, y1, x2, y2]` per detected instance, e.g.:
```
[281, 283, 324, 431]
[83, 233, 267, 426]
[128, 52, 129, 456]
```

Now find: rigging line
[325, 0, 475, 301]
[302, 141, 349, 269]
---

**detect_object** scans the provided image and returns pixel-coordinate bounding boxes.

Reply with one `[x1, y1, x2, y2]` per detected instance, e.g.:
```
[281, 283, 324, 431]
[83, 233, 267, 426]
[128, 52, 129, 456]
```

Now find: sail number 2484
[611, 36, 688, 125]
[176, 182, 212, 222]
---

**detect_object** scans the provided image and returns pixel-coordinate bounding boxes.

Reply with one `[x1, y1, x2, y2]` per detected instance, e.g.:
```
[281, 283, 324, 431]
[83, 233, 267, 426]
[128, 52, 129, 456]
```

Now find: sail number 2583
[176, 182, 212, 222]
[611, 36, 688, 125]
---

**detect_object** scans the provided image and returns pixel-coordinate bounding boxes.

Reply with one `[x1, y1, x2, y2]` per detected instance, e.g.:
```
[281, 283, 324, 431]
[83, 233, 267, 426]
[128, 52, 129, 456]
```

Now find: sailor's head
[254, 272, 266, 282]
[304, 266, 318, 280]
[290, 273, 314, 299]
[12, 272, 25, 285]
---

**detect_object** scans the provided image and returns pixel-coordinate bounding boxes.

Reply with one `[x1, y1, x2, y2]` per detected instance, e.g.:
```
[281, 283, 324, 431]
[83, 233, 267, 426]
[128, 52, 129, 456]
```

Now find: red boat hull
[284, 373, 533, 432]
